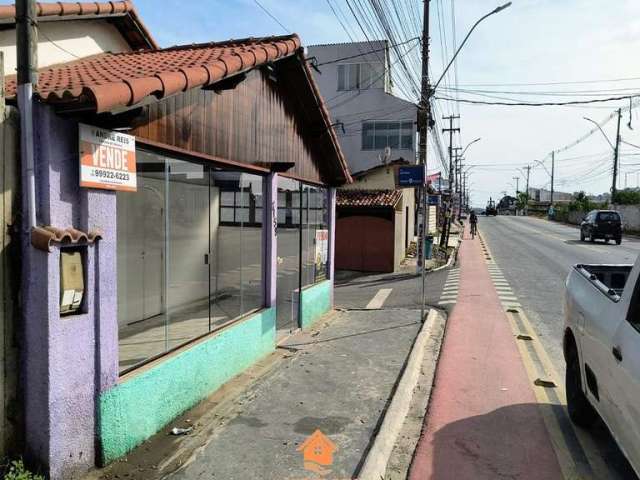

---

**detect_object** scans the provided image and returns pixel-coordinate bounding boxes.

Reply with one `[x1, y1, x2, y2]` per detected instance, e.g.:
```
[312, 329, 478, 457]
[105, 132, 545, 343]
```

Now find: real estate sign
[79, 123, 137, 192]
[315, 229, 329, 281]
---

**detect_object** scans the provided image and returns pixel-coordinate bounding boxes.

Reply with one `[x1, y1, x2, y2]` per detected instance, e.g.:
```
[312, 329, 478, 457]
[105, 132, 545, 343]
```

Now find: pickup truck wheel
[616, 237, 622, 245]
[566, 348, 597, 428]
[589, 232, 596, 243]
[580, 231, 585, 242]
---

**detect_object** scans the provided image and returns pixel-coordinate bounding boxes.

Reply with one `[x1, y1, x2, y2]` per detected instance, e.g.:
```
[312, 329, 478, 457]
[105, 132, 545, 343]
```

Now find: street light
[461, 137, 482, 157]
[432, 3, 512, 92]
[584, 116, 615, 151]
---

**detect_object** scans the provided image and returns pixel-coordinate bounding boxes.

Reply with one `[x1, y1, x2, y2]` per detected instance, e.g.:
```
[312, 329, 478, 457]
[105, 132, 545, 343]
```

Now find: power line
[253, 0, 289, 33]
[316, 37, 420, 66]
[456, 76, 640, 88]
[434, 93, 640, 107]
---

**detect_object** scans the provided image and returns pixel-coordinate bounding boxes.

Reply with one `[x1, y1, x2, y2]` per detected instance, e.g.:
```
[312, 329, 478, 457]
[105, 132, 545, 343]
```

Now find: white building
[307, 40, 418, 271]
[307, 40, 417, 174]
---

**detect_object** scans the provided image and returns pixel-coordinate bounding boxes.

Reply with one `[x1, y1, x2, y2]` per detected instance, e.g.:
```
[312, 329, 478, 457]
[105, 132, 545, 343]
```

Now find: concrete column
[263, 173, 277, 308]
[22, 106, 118, 479]
[327, 187, 336, 306]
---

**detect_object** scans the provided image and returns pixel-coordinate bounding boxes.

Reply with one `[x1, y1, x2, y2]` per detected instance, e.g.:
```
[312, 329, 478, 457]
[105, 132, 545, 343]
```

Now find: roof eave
[297, 51, 352, 185]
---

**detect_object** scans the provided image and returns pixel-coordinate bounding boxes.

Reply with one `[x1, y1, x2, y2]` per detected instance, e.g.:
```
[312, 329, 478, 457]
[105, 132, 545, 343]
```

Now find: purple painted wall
[263, 173, 277, 308]
[327, 187, 336, 306]
[22, 105, 118, 479]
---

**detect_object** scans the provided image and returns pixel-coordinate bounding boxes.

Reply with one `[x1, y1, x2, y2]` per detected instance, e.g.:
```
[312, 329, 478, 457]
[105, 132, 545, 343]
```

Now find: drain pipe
[16, 0, 38, 230]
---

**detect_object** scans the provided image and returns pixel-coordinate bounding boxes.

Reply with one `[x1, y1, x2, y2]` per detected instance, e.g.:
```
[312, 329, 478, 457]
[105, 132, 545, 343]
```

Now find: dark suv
[580, 210, 622, 244]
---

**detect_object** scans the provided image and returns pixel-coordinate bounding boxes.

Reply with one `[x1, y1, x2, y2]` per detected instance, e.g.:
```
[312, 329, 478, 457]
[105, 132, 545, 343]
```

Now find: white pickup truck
[565, 260, 640, 473]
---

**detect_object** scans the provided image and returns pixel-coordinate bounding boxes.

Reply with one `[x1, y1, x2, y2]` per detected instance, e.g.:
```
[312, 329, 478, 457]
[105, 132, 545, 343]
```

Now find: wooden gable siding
[130, 65, 330, 184]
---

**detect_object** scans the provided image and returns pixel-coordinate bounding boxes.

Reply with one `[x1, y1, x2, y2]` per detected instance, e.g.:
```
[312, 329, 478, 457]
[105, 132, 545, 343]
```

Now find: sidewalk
[87, 310, 424, 480]
[160, 307, 424, 480]
[409, 227, 564, 480]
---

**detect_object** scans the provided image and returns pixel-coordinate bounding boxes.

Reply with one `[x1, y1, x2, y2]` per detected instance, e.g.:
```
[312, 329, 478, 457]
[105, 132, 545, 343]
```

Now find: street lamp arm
[534, 159, 551, 178]
[461, 137, 482, 157]
[584, 116, 615, 151]
[432, 2, 512, 92]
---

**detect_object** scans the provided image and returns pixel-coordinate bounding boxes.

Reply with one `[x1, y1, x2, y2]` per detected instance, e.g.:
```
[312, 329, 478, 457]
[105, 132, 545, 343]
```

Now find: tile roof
[31, 226, 102, 252]
[337, 190, 402, 208]
[0, 1, 131, 19]
[0, 1, 157, 50]
[5, 34, 302, 113]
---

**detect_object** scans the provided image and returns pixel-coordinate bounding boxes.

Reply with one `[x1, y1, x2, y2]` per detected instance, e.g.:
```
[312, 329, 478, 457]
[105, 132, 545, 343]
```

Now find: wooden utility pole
[612, 108, 622, 200]
[417, 0, 430, 319]
[442, 117, 459, 247]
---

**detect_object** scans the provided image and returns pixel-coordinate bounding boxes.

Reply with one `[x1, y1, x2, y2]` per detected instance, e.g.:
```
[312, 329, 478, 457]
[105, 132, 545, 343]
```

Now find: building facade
[3, 6, 350, 477]
[307, 41, 418, 271]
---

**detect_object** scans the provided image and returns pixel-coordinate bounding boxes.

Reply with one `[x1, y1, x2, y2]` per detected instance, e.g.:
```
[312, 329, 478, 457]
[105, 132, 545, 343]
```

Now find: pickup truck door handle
[612, 346, 623, 362]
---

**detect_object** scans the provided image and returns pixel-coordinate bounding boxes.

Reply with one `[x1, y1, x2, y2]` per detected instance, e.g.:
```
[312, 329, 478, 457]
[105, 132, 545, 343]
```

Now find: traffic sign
[397, 165, 425, 187]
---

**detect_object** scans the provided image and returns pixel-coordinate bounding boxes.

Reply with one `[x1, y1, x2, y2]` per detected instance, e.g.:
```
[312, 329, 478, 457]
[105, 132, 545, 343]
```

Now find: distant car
[580, 210, 622, 244]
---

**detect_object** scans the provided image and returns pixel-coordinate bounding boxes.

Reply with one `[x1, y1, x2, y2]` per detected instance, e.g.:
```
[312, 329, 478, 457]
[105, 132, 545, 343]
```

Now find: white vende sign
[79, 123, 137, 192]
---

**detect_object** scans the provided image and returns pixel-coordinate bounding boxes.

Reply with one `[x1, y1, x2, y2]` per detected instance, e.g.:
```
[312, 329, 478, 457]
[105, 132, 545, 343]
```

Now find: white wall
[0, 19, 132, 74]
[613, 205, 640, 231]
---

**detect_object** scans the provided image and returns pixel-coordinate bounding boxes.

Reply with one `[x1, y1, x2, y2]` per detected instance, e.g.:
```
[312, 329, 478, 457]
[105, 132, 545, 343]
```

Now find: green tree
[516, 191, 529, 210]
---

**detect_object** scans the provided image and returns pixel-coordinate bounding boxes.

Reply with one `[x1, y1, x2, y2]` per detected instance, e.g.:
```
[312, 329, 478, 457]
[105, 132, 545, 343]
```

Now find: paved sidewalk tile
[168, 308, 422, 480]
[409, 228, 564, 480]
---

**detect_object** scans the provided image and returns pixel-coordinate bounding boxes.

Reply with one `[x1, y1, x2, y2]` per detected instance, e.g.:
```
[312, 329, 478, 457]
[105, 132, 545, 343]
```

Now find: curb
[357, 309, 443, 480]
[429, 232, 462, 273]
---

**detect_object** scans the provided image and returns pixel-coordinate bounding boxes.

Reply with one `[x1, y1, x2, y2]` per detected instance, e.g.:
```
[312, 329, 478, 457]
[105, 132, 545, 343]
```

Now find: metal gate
[335, 215, 395, 273]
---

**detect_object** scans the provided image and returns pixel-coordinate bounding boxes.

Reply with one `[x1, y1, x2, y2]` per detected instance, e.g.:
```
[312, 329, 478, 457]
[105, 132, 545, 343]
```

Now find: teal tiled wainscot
[99, 307, 276, 464]
[300, 280, 332, 329]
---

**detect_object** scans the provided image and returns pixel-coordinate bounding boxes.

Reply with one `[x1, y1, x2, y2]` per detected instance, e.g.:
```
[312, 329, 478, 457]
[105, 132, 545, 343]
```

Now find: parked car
[580, 210, 622, 244]
[564, 259, 640, 474]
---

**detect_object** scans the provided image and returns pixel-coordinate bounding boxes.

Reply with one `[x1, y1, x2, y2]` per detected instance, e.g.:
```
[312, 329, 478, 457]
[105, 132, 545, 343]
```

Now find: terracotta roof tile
[31, 226, 102, 252]
[0, 1, 131, 19]
[0, 1, 158, 49]
[4, 35, 302, 113]
[337, 190, 402, 208]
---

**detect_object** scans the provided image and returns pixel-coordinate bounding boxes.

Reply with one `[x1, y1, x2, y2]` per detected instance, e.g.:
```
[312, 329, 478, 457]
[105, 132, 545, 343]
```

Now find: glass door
[276, 178, 301, 339]
[166, 159, 210, 351]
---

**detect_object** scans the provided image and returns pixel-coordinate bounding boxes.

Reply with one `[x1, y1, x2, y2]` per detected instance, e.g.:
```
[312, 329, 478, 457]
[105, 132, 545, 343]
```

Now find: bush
[612, 189, 640, 205]
[1, 459, 44, 480]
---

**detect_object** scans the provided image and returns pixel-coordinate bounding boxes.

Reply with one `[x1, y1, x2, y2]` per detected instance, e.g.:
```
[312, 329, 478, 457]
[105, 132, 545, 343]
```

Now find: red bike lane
[408, 229, 564, 480]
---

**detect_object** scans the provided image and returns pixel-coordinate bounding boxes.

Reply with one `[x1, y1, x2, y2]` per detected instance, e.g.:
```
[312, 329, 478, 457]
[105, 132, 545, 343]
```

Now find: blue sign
[428, 195, 441, 206]
[397, 166, 425, 187]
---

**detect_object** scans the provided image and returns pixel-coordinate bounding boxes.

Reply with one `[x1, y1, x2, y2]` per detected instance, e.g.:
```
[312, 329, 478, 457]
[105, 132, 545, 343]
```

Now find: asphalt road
[480, 215, 640, 479]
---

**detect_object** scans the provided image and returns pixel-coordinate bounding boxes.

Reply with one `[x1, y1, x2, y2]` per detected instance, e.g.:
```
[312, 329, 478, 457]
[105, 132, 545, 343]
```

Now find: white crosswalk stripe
[439, 269, 460, 306]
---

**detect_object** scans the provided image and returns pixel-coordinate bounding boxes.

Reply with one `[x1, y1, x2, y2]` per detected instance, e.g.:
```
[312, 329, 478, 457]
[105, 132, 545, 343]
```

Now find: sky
[133, 0, 640, 207]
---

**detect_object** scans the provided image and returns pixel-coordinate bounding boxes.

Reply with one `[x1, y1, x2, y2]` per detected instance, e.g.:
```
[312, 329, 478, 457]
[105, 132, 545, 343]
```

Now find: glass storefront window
[301, 185, 329, 287]
[117, 149, 264, 374]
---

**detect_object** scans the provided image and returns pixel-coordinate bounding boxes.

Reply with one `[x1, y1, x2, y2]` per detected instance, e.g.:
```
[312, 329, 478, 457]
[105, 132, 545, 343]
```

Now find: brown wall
[130, 61, 339, 185]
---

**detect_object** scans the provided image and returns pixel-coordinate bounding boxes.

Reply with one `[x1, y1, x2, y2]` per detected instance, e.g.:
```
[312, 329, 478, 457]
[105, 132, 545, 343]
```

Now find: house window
[116, 149, 264, 374]
[337, 63, 384, 91]
[362, 120, 414, 151]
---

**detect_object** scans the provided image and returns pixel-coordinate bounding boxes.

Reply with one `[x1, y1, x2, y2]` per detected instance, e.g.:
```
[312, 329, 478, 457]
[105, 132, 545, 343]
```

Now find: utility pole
[524, 165, 531, 216]
[457, 156, 464, 218]
[417, 0, 430, 320]
[612, 107, 622, 201]
[442, 115, 459, 248]
[17, 0, 38, 229]
[550, 151, 555, 206]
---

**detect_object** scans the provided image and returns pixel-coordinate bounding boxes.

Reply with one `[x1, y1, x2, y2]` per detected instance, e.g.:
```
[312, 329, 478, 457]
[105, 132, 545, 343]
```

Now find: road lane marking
[479, 230, 614, 480]
[365, 288, 392, 309]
